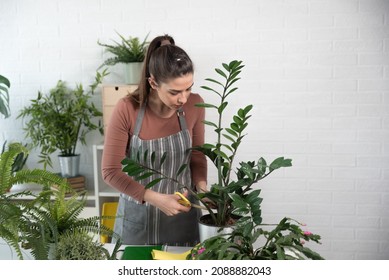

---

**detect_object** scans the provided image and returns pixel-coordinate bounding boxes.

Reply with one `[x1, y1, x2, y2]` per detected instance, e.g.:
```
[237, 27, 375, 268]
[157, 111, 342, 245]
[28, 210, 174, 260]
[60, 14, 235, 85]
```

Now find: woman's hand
[143, 189, 190, 216]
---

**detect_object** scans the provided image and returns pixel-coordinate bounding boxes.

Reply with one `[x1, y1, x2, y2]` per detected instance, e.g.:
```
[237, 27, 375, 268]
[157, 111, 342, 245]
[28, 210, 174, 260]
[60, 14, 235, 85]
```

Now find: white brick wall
[1, 0, 388, 260]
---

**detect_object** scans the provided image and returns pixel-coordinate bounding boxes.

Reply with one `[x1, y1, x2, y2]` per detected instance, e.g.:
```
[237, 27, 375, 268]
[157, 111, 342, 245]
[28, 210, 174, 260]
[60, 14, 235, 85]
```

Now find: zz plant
[121, 60, 323, 260]
[122, 60, 292, 227]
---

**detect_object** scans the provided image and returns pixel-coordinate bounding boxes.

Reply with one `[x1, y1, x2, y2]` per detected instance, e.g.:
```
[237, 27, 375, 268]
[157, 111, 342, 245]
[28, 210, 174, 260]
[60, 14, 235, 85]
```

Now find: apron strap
[133, 104, 146, 136]
[134, 104, 188, 136]
[177, 107, 187, 130]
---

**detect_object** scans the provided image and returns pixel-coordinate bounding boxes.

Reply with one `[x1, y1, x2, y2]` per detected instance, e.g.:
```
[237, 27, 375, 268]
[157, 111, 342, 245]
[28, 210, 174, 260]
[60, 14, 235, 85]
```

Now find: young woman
[101, 35, 207, 246]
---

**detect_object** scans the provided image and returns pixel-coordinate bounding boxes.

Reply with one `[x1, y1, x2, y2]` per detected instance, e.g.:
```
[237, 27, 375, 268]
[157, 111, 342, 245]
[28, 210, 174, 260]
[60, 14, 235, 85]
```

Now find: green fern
[1, 143, 120, 259]
[0, 143, 69, 259]
[19, 186, 118, 259]
[97, 31, 149, 68]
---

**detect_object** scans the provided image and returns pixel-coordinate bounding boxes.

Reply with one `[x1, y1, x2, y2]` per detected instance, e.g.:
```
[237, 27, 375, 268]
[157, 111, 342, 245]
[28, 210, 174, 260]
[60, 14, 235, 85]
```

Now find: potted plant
[0, 142, 120, 260]
[188, 217, 323, 260]
[121, 60, 323, 259]
[0, 74, 11, 118]
[0, 142, 69, 259]
[18, 185, 120, 260]
[18, 73, 106, 177]
[97, 31, 149, 84]
[122, 61, 292, 230]
[56, 230, 120, 260]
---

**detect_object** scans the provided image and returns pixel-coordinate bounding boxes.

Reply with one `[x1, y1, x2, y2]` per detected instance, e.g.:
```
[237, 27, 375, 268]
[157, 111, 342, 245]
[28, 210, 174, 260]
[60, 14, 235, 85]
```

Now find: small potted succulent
[97, 31, 149, 84]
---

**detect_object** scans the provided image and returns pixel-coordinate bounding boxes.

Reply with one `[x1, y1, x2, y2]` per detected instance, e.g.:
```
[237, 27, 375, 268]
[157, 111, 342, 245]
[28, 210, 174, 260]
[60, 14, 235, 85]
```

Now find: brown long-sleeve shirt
[101, 93, 207, 203]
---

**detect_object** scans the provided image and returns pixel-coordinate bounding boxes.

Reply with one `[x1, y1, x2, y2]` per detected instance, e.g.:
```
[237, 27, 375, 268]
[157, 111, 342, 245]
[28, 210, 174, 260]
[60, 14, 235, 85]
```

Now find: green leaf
[269, 157, 293, 172]
[230, 122, 239, 132]
[204, 78, 224, 87]
[202, 143, 216, 149]
[136, 150, 141, 162]
[200, 86, 221, 96]
[246, 189, 261, 204]
[121, 158, 130, 165]
[218, 102, 228, 114]
[195, 102, 218, 109]
[226, 87, 238, 96]
[145, 178, 165, 189]
[203, 120, 218, 128]
[135, 171, 155, 181]
[226, 77, 241, 88]
[229, 193, 246, 208]
[230, 60, 244, 70]
[225, 128, 238, 137]
[222, 63, 230, 72]
[276, 244, 286, 260]
[123, 165, 144, 176]
[0, 85, 9, 94]
[231, 140, 241, 151]
[221, 143, 233, 153]
[215, 68, 227, 79]
[244, 104, 253, 115]
[257, 157, 267, 176]
[160, 152, 167, 166]
[233, 115, 243, 126]
[214, 149, 229, 161]
[0, 75, 11, 87]
[143, 149, 148, 163]
[252, 209, 262, 225]
[151, 152, 156, 167]
[176, 164, 188, 177]
[229, 70, 241, 81]
[222, 133, 235, 143]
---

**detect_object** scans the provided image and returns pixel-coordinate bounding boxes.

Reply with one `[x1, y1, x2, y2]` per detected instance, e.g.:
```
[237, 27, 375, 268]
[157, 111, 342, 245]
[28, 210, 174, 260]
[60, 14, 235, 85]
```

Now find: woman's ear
[148, 76, 158, 89]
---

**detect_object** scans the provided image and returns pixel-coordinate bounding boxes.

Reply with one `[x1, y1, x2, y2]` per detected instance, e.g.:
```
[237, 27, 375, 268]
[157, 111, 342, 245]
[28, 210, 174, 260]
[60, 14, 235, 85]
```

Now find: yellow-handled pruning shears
[175, 192, 207, 210]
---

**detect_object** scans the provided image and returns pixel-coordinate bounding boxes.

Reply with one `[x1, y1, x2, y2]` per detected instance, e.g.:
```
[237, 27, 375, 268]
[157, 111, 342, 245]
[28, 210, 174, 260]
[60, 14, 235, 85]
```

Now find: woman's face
[152, 73, 194, 110]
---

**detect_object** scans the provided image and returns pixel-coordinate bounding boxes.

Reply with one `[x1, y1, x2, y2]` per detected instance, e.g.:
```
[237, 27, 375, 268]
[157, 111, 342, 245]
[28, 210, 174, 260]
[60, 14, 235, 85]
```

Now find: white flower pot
[198, 214, 235, 242]
[124, 62, 143, 84]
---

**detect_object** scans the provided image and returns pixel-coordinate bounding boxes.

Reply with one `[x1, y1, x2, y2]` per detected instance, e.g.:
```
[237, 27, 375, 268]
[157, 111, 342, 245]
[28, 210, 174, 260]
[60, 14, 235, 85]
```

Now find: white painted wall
[1, 0, 388, 259]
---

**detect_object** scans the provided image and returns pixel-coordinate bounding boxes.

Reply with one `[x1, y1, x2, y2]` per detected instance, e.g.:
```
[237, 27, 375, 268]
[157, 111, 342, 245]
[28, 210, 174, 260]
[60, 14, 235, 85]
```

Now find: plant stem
[216, 72, 230, 226]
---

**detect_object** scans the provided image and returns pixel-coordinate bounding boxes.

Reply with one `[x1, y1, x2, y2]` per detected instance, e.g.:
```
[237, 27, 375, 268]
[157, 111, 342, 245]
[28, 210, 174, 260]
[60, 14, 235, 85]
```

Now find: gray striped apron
[114, 104, 200, 246]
